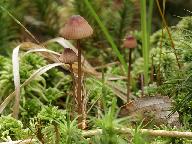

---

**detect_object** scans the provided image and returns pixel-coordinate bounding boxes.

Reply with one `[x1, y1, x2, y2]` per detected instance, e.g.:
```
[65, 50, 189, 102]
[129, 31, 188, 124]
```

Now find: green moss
[0, 116, 30, 141]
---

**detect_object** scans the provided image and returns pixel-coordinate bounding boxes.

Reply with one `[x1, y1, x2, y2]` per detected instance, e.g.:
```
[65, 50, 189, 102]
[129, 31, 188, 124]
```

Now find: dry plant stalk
[0, 138, 36, 144]
[83, 128, 192, 139]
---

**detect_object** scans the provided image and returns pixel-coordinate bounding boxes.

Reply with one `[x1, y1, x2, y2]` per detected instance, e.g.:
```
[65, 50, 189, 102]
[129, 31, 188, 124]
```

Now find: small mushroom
[60, 15, 93, 40]
[59, 48, 78, 64]
[124, 35, 137, 102]
[60, 15, 93, 129]
[59, 48, 77, 102]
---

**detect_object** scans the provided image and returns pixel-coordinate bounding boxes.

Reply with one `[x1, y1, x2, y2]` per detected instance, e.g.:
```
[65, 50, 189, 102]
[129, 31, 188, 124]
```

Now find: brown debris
[119, 96, 180, 127]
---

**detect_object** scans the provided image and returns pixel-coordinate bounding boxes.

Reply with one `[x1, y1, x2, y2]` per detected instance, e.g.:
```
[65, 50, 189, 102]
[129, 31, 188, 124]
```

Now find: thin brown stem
[157, 27, 164, 86]
[127, 49, 132, 102]
[156, 0, 181, 69]
[157, 3, 165, 86]
[69, 64, 76, 99]
[77, 40, 83, 129]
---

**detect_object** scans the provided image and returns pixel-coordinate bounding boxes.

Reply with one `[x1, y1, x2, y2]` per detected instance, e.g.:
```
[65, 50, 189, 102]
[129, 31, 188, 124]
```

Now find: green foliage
[36, 106, 88, 144]
[131, 126, 149, 144]
[86, 77, 116, 107]
[59, 118, 87, 144]
[37, 106, 66, 123]
[0, 115, 30, 141]
[91, 99, 128, 144]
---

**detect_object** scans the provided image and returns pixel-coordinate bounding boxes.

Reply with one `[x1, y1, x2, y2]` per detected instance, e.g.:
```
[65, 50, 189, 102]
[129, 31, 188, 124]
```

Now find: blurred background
[0, 0, 191, 64]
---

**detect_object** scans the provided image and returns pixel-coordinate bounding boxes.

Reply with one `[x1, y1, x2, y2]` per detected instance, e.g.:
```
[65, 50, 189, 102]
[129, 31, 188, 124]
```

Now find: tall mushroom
[123, 35, 137, 102]
[60, 15, 93, 129]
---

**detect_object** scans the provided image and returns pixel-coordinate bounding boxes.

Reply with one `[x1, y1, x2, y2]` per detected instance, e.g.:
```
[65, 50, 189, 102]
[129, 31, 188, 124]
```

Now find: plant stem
[155, 0, 181, 69]
[127, 49, 132, 102]
[83, 128, 192, 138]
[69, 64, 76, 101]
[77, 40, 83, 129]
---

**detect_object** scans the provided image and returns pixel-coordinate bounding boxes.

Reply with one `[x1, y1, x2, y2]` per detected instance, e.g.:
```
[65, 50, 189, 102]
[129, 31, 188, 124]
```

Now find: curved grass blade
[0, 6, 40, 44]
[46, 37, 78, 55]
[12, 45, 21, 119]
[0, 63, 64, 114]
[23, 48, 60, 57]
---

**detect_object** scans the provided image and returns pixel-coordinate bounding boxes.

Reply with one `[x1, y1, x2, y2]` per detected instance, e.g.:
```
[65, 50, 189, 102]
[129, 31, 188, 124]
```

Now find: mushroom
[60, 15, 93, 129]
[59, 48, 78, 64]
[59, 48, 77, 101]
[123, 35, 137, 102]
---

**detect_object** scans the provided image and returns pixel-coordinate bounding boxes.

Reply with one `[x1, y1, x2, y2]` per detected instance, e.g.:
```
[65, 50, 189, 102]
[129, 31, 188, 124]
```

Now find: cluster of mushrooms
[58, 15, 137, 129]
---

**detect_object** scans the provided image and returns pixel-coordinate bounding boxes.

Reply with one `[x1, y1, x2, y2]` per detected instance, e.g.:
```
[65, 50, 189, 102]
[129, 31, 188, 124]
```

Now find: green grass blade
[83, 0, 128, 72]
[140, 0, 149, 85]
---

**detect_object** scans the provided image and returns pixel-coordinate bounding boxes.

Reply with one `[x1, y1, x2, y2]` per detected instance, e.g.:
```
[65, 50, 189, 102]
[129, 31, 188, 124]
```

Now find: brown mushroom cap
[123, 35, 137, 49]
[60, 15, 93, 40]
[59, 48, 78, 64]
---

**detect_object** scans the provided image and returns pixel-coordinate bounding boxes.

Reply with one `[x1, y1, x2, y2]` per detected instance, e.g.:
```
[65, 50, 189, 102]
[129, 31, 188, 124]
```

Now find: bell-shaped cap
[60, 15, 93, 40]
[123, 35, 137, 49]
[59, 48, 78, 64]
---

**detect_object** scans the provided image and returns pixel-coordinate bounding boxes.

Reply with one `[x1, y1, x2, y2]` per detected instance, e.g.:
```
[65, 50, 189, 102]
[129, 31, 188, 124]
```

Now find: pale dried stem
[83, 128, 192, 139]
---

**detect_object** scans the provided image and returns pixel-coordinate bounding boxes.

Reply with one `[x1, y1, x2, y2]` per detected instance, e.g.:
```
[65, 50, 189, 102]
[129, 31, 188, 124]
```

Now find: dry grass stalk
[83, 128, 192, 138]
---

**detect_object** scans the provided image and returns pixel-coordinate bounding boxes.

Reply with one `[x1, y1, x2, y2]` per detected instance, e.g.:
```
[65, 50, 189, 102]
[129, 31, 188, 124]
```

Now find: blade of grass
[140, 0, 149, 85]
[12, 45, 21, 119]
[23, 48, 60, 57]
[83, 0, 128, 72]
[0, 6, 40, 44]
[148, 0, 154, 48]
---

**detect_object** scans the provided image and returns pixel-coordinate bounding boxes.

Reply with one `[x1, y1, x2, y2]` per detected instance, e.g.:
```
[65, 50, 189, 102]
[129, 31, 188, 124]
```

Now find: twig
[83, 128, 192, 139]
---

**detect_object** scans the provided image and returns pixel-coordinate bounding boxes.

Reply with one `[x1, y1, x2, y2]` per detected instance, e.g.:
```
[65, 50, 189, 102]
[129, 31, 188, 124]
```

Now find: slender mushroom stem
[141, 74, 144, 97]
[77, 40, 83, 129]
[69, 64, 76, 100]
[127, 49, 132, 102]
